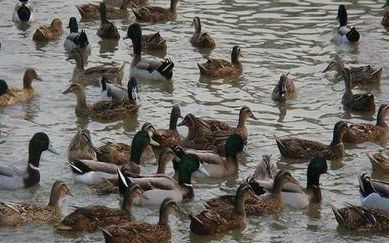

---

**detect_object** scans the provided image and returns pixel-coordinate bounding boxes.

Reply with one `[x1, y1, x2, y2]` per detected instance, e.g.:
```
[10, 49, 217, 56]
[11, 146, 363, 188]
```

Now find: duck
[198, 46, 242, 78]
[275, 121, 348, 161]
[343, 104, 389, 144]
[367, 150, 389, 172]
[336, 4, 360, 43]
[271, 73, 297, 101]
[125, 31, 167, 52]
[359, 173, 389, 211]
[342, 69, 375, 112]
[68, 48, 125, 86]
[189, 183, 254, 235]
[0, 181, 72, 227]
[125, 23, 174, 81]
[62, 81, 139, 122]
[95, 122, 159, 165]
[64, 17, 91, 59]
[0, 132, 58, 190]
[332, 204, 389, 232]
[250, 157, 328, 209]
[32, 18, 63, 42]
[251, 155, 278, 182]
[12, 0, 35, 23]
[56, 169, 143, 232]
[104, 0, 148, 8]
[190, 17, 216, 49]
[93, 148, 178, 195]
[179, 106, 257, 154]
[179, 134, 248, 178]
[383, 0, 389, 26]
[323, 54, 382, 86]
[97, 3, 120, 40]
[100, 76, 132, 103]
[132, 0, 179, 23]
[124, 153, 209, 207]
[0, 68, 42, 106]
[205, 170, 299, 215]
[68, 129, 97, 163]
[76, 0, 129, 20]
[68, 130, 158, 185]
[102, 198, 178, 243]
[152, 105, 182, 149]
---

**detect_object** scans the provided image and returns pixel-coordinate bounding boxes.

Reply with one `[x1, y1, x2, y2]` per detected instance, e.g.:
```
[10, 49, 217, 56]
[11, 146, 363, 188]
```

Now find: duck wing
[370, 179, 389, 199]
[0, 163, 24, 177]
[73, 159, 119, 174]
[128, 174, 177, 191]
[184, 149, 224, 165]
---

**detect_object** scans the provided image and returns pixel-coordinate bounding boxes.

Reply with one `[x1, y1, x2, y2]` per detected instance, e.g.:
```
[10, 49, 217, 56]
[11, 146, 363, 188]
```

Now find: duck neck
[225, 154, 239, 173]
[23, 73, 33, 89]
[231, 52, 240, 65]
[234, 195, 247, 216]
[158, 207, 171, 226]
[307, 174, 322, 203]
[330, 129, 342, 146]
[156, 157, 168, 174]
[237, 113, 247, 129]
[130, 145, 143, 165]
[24, 163, 40, 187]
[169, 112, 179, 131]
[376, 110, 388, 127]
[48, 190, 61, 208]
[74, 91, 88, 115]
[271, 178, 283, 195]
[194, 19, 201, 34]
[121, 192, 133, 215]
[100, 7, 108, 24]
[170, 0, 178, 11]
[132, 36, 142, 56]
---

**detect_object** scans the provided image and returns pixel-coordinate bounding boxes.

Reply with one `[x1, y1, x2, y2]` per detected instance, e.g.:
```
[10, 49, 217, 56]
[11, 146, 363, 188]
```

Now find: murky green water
[0, 0, 388, 242]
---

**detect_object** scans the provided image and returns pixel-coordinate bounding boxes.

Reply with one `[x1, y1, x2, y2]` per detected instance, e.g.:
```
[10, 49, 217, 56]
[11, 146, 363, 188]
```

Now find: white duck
[359, 173, 389, 211]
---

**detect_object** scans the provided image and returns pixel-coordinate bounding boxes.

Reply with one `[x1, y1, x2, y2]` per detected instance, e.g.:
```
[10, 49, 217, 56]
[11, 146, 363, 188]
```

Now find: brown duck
[97, 3, 120, 40]
[275, 121, 348, 161]
[152, 105, 182, 149]
[32, 18, 63, 42]
[271, 73, 297, 101]
[189, 183, 254, 235]
[343, 104, 389, 144]
[382, 0, 389, 26]
[205, 171, 299, 215]
[198, 45, 242, 78]
[342, 69, 375, 112]
[0, 181, 72, 227]
[102, 198, 178, 243]
[190, 17, 216, 49]
[132, 0, 179, 23]
[76, 0, 129, 20]
[332, 204, 389, 232]
[367, 150, 389, 173]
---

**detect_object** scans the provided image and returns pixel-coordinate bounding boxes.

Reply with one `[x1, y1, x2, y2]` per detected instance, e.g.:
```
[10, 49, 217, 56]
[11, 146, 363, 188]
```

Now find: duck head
[307, 157, 328, 189]
[169, 105, 182, 130]
[192, 17, 202, 34]
[24, 68, 42, 89]
[377, 104, 389, 126]
[48, 180, 73, 207]
[330, 121, 348, 146]
[62, 82, 84, 95]
[67, 17, 78, 33]
[277, 74, 289, 99]
[225, 134, 248, 157]
[159, 198, 178, 225]
[141, 122, 159, 146]
[127, 77, 138, 102]
[176, 154, 209, 185]
[50, 18, 63, 32]
[0, 79, 15, 97]
[125, 23, 142, 41]
[130, 130, 158, 164]
[157, 148, 178, 174]
[337, 5, 348, 27]
[272, 170, 299, 194]
[231, 45, 242, 64]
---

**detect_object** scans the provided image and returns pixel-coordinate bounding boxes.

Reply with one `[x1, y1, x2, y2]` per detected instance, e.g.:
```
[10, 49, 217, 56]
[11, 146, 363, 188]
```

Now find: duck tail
[189, 213, 204, 226]
[75, 5, 86, 18]
[197, 63, 207, 74]
[331, 205, 346, 226]
[32, 29, 48, 41]
[370, 68, 383, 80]
[101, 228, 114, 241]
[366, 152, 380, 170]
[358, 173, 375, 198]
[274, 136, 284, 150]
[158, 59, 174, 80]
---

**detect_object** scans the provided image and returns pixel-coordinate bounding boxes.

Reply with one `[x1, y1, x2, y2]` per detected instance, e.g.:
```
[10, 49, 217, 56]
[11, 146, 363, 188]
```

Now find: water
[0, 0, 388, 242]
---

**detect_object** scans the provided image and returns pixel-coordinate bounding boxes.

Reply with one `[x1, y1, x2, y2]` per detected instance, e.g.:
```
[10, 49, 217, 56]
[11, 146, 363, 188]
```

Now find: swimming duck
[205, 170, 299, 215]
[32, 18, 63, 42]
[95, 122, 158, 165]
[332, 204, 389, 232]
[56, 170, 143, 232]
[12, 0, 35, 23]
[337, 5, 360, 43]
[0, 132, 58, 190]
[275, 121, 348, 161]
[68, 49, 125, 86]
[125, 31, 167, 52]
[181, 134, 248, 178]
[68, 129, 97, 163]
[102, 198, 178, 243]
[132, 0, 179, 23]
[125, 153, 209, 206]
[62, 81, 139, 122]
[271, 73, 297, 101]
[343, 104, 389, 144]
[190, 17, 216, 49]
[189, 183, 254, 235]
[179, 106, 257, 154]
[64, 17, 91, 59]
[97, 3, 120, 40]
[251, 157, 328, 209]
[69, 130, 159, 185]
[126, 23, 174, 81]
[100, 76, 133, 103]
[367, 150, 389, 172]
[359, 173, 389, 211]
[342, 69, 375, 112]
[383, 1, 389, 26]
[0, 180, 72, 227]
[198, 46, 242, 78]
[323, 55, 382, 86]
[76, 0, 129, 20]
[152, 105, 182, 149]
[0, 68, 42, 106]
[252, 155, 278, 182]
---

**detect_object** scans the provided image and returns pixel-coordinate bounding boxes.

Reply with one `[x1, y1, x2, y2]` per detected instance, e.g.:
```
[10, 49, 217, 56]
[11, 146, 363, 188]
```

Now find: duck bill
[149, 137, 160, 147]
[197, 162, 209, 176]
[62, 86, 72, 94]
[177, 120, 186, 127]
[35, 76, 43, 81]
[322, 62, 334, 73]
[242, 144, 252, 157]
[250, 113, 258, 120]
[66, 191, 74, 197]
[47, 143, 60, 155]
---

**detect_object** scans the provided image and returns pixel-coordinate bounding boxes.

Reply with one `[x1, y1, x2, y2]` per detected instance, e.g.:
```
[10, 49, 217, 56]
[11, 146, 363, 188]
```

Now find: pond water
[0, 0, 388, 242]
